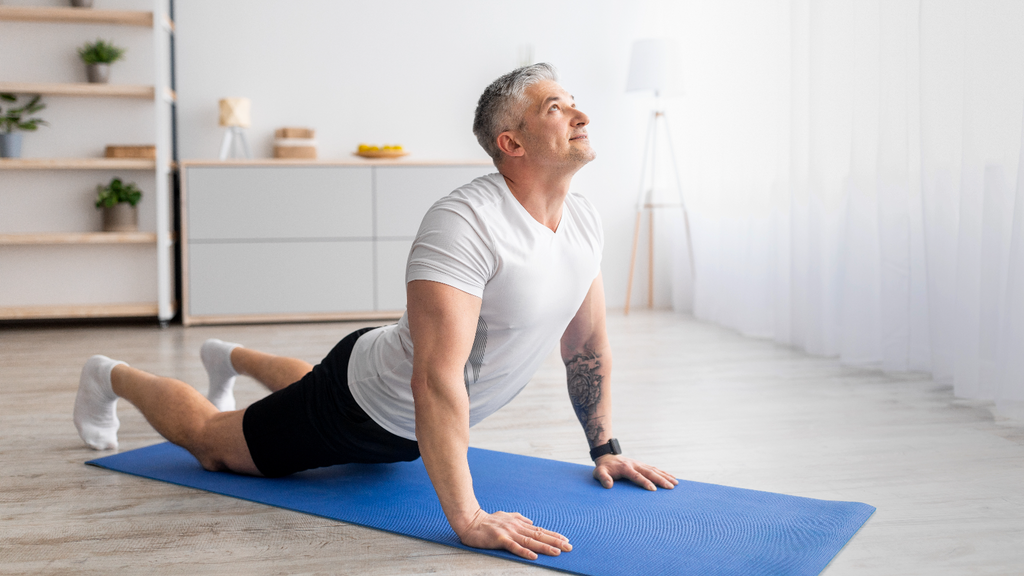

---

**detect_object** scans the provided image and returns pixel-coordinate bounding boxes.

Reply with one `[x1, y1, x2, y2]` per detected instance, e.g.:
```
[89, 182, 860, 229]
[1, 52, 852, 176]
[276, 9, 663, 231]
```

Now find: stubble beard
[567, 141, 597, 168]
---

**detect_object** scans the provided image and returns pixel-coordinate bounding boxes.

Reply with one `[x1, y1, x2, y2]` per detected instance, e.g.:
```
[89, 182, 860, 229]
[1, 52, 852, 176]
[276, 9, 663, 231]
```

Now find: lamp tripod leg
[625, 110, 658, 315]
[237, 129, 252, 159]
[624, 209, 643, 315]
[648, 209, 654, 308]
[218, 130, 233, 160]
[660, 110, 696, 279]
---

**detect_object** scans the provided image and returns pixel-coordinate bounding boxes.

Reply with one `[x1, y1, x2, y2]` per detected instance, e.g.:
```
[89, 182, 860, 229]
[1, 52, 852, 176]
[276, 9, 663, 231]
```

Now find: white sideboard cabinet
[181, 160, 493, 325]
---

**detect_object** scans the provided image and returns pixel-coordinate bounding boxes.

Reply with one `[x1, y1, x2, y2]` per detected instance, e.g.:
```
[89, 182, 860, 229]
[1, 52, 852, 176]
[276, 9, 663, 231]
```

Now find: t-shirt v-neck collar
[498, 174, 562, 235]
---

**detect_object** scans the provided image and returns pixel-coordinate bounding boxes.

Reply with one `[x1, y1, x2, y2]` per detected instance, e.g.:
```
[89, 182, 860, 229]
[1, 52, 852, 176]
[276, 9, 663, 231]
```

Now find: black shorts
[242, 326, 420, 478]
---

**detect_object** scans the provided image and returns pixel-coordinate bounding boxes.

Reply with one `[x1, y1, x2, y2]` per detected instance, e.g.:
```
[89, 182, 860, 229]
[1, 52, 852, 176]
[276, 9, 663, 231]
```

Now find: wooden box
[104, 145, 157, 159]
[275, 127, 315, 139]
[273, 145, 317, 159]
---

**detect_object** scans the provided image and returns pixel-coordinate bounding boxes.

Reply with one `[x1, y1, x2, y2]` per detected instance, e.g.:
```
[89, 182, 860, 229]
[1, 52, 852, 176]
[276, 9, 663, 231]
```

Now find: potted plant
[0, 93, 47, 158]
[96, 177, 143, 232]
[78, 39, 127, 84]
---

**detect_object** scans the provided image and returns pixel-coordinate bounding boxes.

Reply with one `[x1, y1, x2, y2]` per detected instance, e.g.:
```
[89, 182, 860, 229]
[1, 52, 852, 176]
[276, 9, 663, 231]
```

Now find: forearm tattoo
[566, 347, 605, 448]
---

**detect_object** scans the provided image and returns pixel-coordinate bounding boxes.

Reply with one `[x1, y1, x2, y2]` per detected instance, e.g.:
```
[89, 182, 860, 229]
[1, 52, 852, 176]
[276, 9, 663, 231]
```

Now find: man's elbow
[410, 370, 464, 404]
[410, 373, 432, 400]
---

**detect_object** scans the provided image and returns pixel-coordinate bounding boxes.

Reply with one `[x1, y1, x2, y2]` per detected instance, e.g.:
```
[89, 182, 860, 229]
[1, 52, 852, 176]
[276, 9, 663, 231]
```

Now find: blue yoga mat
[87, 443, 873, 575]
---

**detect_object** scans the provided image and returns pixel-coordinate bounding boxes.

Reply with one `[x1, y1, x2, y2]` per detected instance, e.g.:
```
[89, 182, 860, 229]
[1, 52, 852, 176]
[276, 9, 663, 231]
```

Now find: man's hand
[457, 508, 573, 560]
[593, 454, 679, 491]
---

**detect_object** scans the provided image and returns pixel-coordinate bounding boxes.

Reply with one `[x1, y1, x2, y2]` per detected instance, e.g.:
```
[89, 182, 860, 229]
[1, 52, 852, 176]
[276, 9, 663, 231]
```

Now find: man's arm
[560, 273, 679, 491]
[407, 279, 572, 560]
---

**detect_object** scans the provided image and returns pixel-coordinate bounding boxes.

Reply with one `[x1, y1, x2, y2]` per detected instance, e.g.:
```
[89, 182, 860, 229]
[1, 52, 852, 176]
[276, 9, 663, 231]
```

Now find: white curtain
[670, 0, 1024, 415]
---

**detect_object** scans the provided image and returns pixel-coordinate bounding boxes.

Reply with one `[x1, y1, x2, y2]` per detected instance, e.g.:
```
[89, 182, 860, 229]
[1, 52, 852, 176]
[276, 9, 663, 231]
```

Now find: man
[74, 63, 677, 561]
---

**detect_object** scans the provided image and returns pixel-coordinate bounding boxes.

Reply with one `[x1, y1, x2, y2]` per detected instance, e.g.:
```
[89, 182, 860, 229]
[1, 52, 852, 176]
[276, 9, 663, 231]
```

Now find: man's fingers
[507, 531, 563, 558]
[594, 467, 614, 488]
[538, 526, 571, 544]
[517, 525, 573, 551]
[511, 512, 534, 525]
[509, 514, 566, 543]
[652, 467, 679, 488]
[627, 467, 657, 490]
[504, 536, 539, 560]
[640, 466, 678, 489]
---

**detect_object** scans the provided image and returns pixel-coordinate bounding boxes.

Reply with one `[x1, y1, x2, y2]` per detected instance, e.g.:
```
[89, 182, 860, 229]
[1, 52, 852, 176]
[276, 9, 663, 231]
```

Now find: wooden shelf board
[0, 82, 155, 99]
[0, 6, 153, 26]
[0, 232, 158, 246]
[0, 303, 159, 321]
[0, 158, 156, 170]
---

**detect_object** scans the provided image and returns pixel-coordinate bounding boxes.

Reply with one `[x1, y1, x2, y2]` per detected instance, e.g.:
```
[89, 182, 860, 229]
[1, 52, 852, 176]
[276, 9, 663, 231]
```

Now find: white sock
[201, 338, 242, 412]
[74, 355, 126, 451]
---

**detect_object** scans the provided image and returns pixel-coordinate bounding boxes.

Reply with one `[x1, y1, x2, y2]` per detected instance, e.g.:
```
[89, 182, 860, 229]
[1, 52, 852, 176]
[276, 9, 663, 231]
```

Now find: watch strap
[589, 438, 622, 461]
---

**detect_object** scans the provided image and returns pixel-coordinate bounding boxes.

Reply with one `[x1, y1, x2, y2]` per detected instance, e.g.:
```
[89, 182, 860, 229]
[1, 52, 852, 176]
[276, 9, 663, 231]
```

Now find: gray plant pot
[70, 0, 94, 6]
[86, 63, 110, 84]
[0, 133, 23, 158]
[102, 203, 138, 232]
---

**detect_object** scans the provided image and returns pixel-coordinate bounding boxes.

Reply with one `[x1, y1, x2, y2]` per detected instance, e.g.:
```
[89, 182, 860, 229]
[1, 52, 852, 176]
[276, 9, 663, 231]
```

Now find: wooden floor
[2, 311, 1022, 575]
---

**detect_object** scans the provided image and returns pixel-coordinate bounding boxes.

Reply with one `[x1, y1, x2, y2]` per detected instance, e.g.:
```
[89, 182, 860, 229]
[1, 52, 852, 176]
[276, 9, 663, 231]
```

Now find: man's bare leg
[200, 339, 313, 411]
[110, 363, 260, 475]
[74, 355, 258, 474]
[231, 347, 313, 392]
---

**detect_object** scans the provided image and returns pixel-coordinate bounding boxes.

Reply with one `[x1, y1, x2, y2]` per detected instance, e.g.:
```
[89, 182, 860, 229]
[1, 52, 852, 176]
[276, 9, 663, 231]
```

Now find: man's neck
[499, 163, 578, 233]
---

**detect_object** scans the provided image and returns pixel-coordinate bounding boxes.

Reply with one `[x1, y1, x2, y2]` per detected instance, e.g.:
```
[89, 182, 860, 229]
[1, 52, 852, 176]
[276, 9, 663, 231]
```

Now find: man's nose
[574, 109, 590, 126]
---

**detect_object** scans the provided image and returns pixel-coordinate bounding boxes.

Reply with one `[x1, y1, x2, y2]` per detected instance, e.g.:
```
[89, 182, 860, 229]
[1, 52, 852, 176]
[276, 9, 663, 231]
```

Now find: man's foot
[201, 338, 242, 411]
[74, 355, 126, 450]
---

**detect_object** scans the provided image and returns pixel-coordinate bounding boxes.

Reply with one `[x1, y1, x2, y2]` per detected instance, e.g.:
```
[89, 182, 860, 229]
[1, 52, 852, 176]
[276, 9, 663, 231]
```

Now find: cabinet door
[376, 239, 413, 311]
[188, 241, 374, 317]
[375, 165, 494, 238]
[187, 166, 372, 240]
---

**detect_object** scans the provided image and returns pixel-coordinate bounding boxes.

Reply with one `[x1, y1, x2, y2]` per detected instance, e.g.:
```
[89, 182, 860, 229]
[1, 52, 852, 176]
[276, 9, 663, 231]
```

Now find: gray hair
[473, 63, 558, 164]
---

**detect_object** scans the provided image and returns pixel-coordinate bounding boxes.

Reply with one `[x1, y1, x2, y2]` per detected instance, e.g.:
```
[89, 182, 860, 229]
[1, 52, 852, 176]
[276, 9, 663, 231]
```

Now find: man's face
[517, 80, 596, 168]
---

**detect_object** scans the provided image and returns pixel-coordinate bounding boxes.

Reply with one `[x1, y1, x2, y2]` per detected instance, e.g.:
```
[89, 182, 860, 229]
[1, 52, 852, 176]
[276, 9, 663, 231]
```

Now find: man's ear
[496, 131, 525, 159]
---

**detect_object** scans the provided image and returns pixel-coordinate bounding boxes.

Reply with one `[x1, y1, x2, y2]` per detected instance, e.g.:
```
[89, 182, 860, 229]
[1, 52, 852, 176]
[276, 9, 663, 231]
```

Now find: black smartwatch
[589, 438, 622, 461]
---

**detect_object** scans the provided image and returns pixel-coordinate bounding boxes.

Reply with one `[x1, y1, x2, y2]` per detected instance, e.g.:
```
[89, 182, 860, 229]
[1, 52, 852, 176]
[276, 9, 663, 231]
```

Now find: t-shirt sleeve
[405, 200, 495, 298]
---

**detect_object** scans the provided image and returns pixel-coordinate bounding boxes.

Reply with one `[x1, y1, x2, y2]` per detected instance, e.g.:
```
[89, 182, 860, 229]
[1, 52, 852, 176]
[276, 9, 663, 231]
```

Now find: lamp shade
[219, 98, 251, 128]
[626, 39, 674, 94]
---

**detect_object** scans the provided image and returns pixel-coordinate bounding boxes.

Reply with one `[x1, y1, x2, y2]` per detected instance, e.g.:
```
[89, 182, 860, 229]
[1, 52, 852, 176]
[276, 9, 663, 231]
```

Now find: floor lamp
[623, 39, 694, 315]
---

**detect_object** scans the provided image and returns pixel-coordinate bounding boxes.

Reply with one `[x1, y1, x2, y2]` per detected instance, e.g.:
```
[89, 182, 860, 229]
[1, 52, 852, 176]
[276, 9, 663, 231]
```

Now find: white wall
[174, 0, 686, 310]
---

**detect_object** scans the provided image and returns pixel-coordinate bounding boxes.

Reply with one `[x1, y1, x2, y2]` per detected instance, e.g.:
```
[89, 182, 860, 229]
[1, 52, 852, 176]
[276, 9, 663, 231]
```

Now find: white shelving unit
[0, 2, 175, 322]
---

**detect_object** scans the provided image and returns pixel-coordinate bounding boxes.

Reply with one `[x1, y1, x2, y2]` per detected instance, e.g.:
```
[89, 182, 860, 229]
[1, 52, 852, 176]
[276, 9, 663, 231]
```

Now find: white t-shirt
[347, 172, 604, 441]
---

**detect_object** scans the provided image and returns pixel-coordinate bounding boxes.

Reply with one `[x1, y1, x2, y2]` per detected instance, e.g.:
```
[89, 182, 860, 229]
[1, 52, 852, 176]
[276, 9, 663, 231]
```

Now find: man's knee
[192, 411, 258, 475]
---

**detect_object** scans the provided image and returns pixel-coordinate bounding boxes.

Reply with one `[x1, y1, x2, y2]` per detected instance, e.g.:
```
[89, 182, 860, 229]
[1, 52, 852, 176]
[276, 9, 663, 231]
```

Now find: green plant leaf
[96, 177, 143, 208]
[0, 94, 47, 134]
[79, 39, 127, 64]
